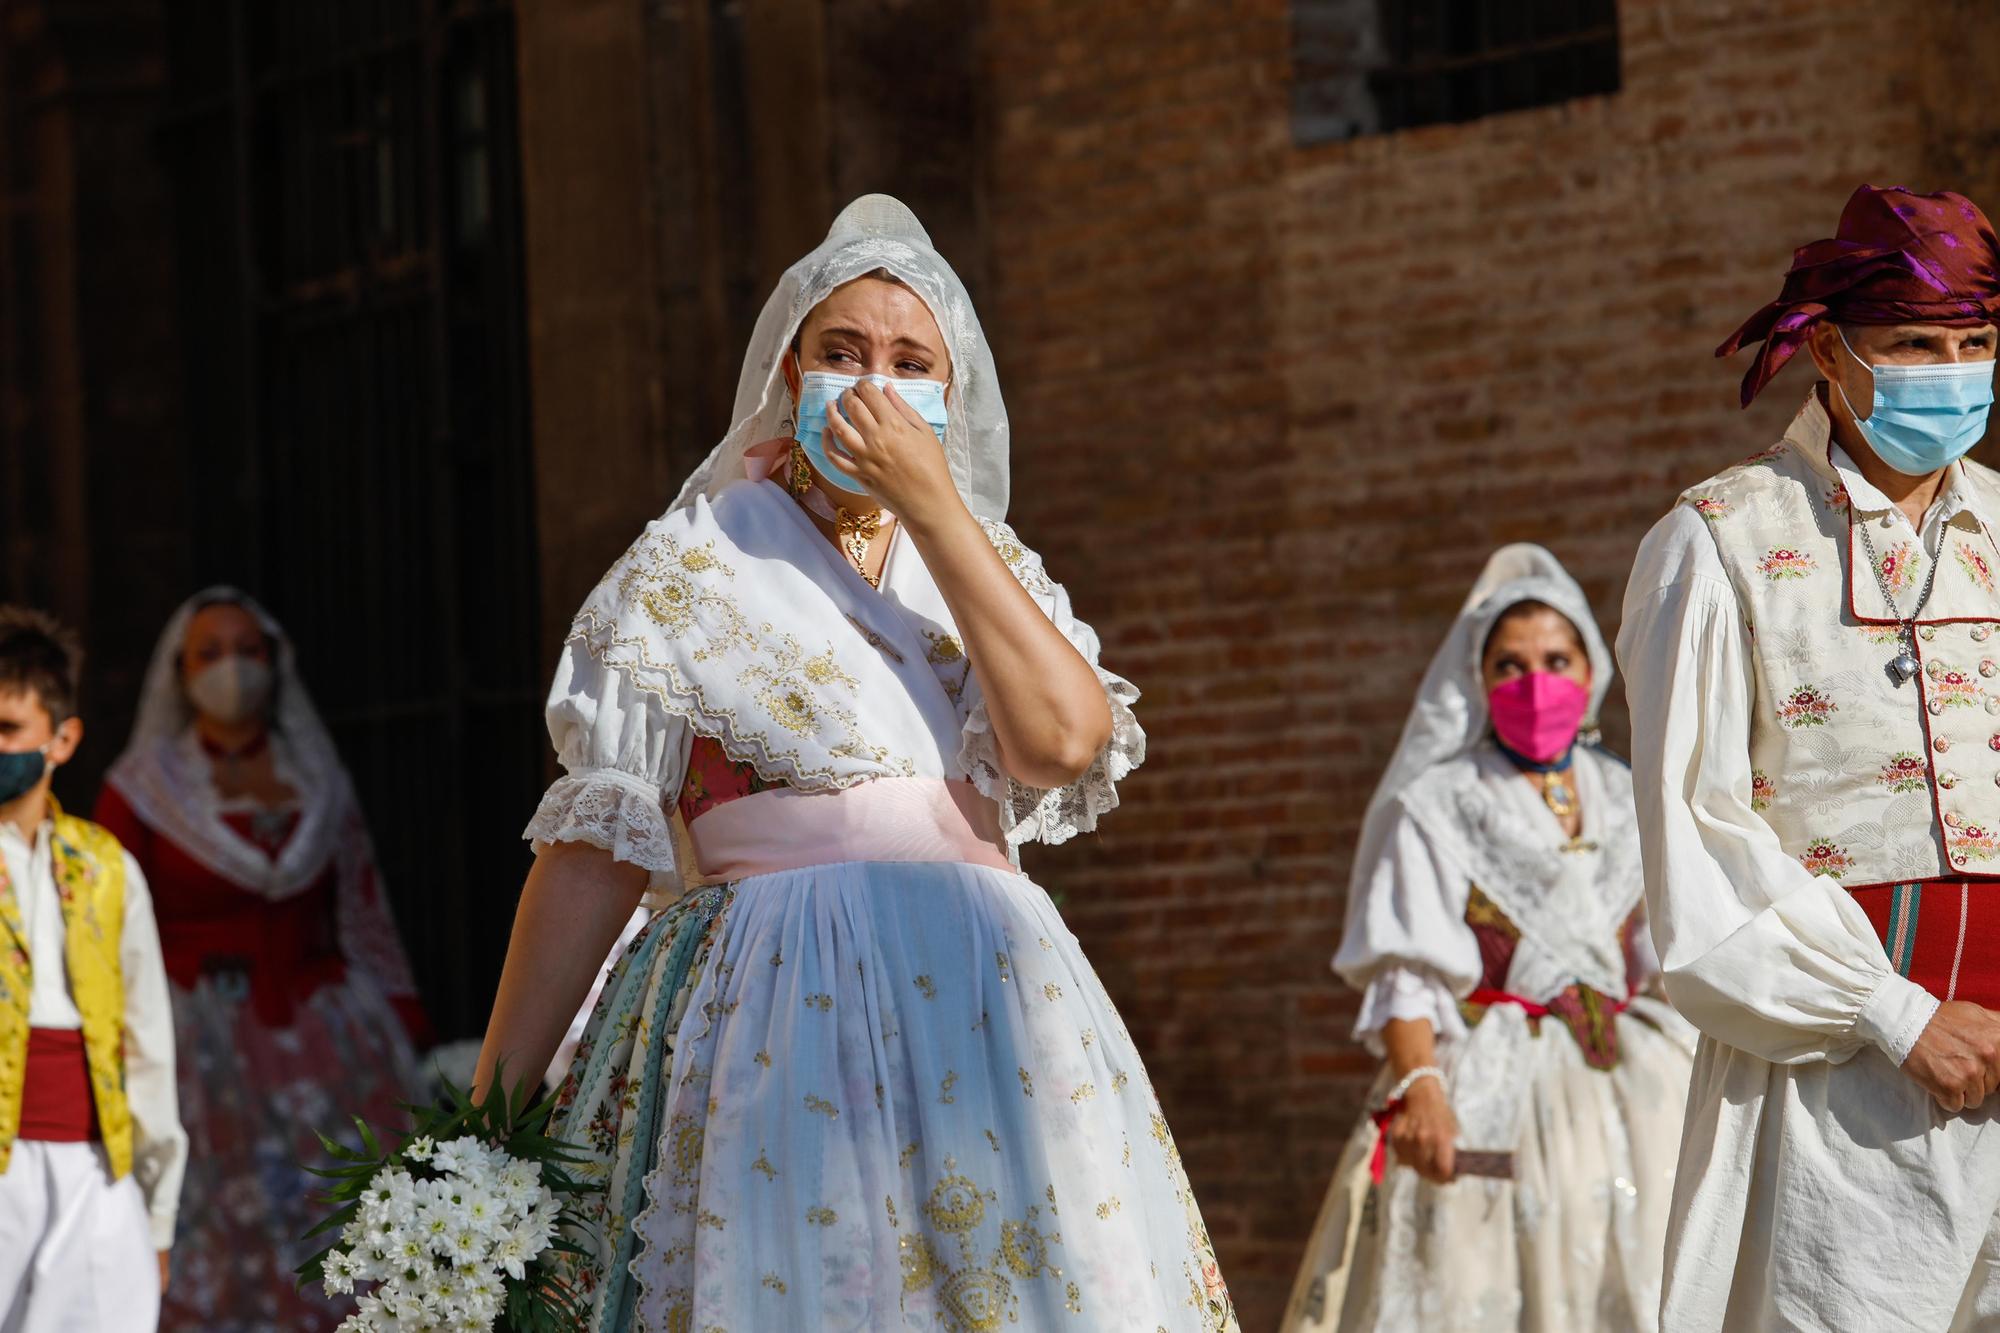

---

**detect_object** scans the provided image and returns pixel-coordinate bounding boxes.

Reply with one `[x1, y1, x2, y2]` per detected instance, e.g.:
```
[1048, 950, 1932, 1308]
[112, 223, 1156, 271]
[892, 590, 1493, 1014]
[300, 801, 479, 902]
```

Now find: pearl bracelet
[1382, 1064, 1446, 1107]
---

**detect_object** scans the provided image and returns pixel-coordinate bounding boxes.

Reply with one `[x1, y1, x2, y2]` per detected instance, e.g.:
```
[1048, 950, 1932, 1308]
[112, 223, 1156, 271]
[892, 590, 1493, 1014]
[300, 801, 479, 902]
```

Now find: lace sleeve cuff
[959, 661, 1145, 848]
[1352, 966, 1469, 1053]
[523, 768, 679, 882]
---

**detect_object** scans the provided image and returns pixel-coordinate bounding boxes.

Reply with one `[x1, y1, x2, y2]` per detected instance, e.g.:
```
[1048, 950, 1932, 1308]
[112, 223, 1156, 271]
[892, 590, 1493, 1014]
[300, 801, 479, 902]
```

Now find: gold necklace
[787, 459, 892, 588]
[1537, 769, 1576, 822]
[836, 508, 884, 586]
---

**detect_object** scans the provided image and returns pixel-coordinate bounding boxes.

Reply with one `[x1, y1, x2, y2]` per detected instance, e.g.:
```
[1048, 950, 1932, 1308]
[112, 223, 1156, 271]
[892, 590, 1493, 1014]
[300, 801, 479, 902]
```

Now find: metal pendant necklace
[789, 443, 893, 587]
[1856, 516, 1942, 685]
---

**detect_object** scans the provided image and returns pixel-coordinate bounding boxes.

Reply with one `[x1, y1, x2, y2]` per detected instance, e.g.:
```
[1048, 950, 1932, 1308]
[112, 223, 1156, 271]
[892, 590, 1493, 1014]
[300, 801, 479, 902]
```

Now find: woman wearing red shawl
[94, 589, 430, 1331]
[1619, 186, 2000, 1329]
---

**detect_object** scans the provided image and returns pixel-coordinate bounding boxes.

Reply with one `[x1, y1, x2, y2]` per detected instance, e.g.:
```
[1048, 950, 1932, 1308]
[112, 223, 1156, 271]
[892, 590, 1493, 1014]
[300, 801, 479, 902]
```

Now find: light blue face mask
[1835, 327, 1996, 477]
[793, 371, 949, 497]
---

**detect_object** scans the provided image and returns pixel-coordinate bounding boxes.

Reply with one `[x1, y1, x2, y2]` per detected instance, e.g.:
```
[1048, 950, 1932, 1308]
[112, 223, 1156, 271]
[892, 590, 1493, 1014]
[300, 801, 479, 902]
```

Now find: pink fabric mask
[1487, 672, 1590, 763]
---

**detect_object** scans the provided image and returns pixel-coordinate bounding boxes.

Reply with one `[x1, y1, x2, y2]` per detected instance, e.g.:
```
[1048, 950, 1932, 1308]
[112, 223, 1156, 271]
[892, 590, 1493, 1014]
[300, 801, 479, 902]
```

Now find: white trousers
[0, 1141, 157, 1333]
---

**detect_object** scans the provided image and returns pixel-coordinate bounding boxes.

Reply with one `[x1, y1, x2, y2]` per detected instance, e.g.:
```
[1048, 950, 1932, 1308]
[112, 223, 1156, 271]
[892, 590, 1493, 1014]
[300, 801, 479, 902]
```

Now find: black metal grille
[160, 0, 541, 1040]
[1294, 0, 1621, 144]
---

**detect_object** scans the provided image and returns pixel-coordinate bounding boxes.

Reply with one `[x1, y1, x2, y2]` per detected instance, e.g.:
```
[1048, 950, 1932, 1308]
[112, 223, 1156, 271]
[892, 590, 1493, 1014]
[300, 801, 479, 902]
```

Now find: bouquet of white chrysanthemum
[298, 1069, 596, 1333]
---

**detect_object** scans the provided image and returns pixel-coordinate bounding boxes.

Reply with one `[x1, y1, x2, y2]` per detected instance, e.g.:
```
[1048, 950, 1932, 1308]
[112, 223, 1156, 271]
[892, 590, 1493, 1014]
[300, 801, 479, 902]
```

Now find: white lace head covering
[668, 193, 1010, 521]
[104, 586, 356, 898]
[1349, 544, 1612, 895]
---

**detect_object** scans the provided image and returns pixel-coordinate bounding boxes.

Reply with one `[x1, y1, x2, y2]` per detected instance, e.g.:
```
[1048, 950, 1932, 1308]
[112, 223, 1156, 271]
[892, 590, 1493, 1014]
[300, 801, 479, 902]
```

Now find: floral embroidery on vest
[1777, 685, 1838, 728]
[1751, 770, 1777, 810]
[1759, 548, 1818, 581]
[1800, 841, 1854, 879]
[1880, 753, 1929, 793]
[1958, 541, 1997, 594]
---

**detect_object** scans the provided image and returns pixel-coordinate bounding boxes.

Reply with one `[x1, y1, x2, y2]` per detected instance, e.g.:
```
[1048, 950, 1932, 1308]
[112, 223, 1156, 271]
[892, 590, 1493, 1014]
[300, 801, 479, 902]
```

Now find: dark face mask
[0, 746, 48, 805]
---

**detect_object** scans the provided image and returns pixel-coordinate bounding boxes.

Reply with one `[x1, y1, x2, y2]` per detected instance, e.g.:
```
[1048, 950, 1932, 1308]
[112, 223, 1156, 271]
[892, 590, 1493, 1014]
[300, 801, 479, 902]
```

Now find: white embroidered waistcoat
[1682, 400, 2000, 885]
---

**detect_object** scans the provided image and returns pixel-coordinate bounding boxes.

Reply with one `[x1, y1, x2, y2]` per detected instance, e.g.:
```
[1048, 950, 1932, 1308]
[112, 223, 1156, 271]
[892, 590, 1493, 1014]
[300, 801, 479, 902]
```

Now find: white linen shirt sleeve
[1617, 505, 1937, 1068]
[521, 641, 694, 891]
[119, 851, 187, 1251]
[1333, 805, 1478, 1052]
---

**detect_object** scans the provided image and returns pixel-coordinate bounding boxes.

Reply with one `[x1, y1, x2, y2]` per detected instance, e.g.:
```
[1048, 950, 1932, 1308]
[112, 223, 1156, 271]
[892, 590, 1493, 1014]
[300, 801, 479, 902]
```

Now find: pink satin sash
[686, 777, 1015, 880]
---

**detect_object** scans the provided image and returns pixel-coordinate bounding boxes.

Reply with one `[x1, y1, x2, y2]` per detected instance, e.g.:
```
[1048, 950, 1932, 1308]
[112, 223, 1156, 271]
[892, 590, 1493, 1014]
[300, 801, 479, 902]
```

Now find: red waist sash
[18, 1028, 99, 1143]
[1851, 879, 2000, 1005]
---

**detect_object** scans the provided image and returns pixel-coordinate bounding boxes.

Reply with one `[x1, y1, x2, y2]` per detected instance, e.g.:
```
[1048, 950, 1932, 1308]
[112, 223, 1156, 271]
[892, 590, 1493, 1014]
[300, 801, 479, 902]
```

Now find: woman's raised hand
[823, 381, 961, 523]
[1390, 1078, 1459, 1184]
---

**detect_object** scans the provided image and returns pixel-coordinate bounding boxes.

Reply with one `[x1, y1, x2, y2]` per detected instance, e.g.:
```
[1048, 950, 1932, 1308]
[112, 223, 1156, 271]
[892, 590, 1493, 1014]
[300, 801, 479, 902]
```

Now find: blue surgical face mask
[1835, 326, 1996, 477]
[792, 371, 949, 498]
[0, 743, 49, 806]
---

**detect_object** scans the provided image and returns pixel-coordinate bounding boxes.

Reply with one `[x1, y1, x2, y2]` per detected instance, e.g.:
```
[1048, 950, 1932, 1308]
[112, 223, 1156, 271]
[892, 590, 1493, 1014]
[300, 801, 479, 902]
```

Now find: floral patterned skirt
[552, 860, 1238, 1332]
[162, 972, 422, 1332]
[1281, 1001, 1696, 1333]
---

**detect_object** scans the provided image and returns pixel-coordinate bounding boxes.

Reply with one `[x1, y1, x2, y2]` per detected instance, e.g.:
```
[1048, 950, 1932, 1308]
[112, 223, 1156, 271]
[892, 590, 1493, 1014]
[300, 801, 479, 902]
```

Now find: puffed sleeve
[1618, 505, 1937, 1067]
[1332, 805, 1480, 1052]
[521, 638, 695, 890]
[957, 518, 1146, 847]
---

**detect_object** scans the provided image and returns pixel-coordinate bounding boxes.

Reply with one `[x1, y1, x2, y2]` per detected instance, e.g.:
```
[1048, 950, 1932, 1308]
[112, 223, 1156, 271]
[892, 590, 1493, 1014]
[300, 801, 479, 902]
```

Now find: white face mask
[186, 657, 274, 725]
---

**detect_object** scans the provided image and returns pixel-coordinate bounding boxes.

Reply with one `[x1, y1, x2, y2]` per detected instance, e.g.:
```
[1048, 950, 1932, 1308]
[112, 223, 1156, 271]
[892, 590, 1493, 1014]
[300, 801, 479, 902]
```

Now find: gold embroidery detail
[752, 1150, 778, 1180]
[762, 1271, 788, 1295]
[1043, 982, 1063, 1002]
[753, 1050, 772, 1069]
[804, 1094, 840, 1120]
[940, 1070, 959, 1104]
[924, 629, 964, 664]
[887, 1195, 899, 1228]
[901, 1233, 941, 1292]
[806, 1205, 838, 1226]
[804, 993, 833, 1012]
[1070, 1083, 1097, 1104]
[995, 952, 1011, 982]
[899, 1141, 921, 1168]
[1080, 1028, 1095, 1050]
[1018, 1067, 1035, 1097]
[1095, 1196, 1122, 1220]
[915, 974, 937, 999]
[985, 1128, 1001, 1154]
[1112, 1071, 1129, 1093]
[925, 1167, 991, 1234]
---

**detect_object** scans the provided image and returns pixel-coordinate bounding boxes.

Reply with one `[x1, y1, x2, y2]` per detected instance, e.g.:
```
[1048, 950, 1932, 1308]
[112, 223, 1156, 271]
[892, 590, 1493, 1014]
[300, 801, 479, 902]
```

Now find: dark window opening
[1293, 0, 1621, 144]
[159, 0, 542, 1040]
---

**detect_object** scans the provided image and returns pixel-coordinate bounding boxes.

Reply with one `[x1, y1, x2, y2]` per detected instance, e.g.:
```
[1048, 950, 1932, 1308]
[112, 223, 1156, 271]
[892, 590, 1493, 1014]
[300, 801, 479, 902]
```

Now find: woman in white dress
[472, 195, 1237, 1332]
[1282, 545, 1695, 1333]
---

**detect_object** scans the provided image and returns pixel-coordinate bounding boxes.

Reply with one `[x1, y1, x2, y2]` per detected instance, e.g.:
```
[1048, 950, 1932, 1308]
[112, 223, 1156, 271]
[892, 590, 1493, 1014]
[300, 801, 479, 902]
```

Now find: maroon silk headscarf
[1718, 185, 2000, 407]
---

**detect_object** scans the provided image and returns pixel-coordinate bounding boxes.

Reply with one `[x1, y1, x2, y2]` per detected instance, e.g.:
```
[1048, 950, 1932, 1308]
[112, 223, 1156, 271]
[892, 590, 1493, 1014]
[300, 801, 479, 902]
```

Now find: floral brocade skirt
[162, 973, 423, 1332]
[550, 860, 1239, 1332]
[1281, 1001, 1696, 1333]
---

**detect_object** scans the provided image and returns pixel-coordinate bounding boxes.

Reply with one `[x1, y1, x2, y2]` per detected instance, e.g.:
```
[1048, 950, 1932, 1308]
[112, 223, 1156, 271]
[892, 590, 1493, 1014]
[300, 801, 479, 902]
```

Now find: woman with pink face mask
[1282, 545, 1695, 1333]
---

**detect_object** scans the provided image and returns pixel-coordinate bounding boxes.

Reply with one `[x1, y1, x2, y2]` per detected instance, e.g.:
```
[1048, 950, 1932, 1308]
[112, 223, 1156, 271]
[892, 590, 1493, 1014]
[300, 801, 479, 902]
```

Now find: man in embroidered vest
[0, 608, 184, 1328]
[1619, 184, 2000, 1330]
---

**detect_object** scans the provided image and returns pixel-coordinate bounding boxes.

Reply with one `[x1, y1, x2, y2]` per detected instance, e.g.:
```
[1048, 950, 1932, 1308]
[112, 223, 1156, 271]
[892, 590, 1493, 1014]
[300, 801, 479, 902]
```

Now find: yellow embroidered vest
[1683, 395, 2000, 886]
[0, 801, 133, 1177]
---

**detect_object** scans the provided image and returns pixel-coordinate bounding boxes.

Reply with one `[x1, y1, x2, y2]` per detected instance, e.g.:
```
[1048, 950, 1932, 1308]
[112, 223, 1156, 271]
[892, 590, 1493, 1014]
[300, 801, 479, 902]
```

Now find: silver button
[1987, 697, 2000, 715]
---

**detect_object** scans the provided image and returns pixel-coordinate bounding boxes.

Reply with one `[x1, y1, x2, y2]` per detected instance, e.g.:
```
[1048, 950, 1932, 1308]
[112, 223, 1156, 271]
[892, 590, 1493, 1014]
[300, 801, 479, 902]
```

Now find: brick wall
[985, 1, 2000, 1324]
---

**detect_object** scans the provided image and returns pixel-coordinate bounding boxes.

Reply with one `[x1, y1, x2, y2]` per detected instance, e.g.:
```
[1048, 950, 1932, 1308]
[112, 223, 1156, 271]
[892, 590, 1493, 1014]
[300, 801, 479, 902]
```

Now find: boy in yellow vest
[0, 608, 183, 1329]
